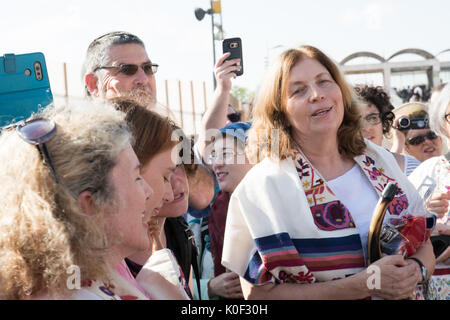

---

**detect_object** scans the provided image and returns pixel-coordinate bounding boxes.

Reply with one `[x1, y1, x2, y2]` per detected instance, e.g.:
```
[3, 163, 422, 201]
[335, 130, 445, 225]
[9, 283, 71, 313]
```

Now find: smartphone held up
[0, 52, 53, 128]
[222, 37, 243, 77]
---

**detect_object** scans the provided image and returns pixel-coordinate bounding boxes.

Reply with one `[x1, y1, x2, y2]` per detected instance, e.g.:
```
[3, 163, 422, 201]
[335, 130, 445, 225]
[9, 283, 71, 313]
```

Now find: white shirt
[328, 165, 379, 262]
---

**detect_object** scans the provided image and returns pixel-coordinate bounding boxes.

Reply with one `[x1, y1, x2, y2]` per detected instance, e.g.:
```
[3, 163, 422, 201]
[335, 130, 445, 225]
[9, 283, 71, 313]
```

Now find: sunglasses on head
[406, 131, 438, 146]
[94, 62, 158, 76]
[10, 118, 60, 183]
[227, 112, 241, 123]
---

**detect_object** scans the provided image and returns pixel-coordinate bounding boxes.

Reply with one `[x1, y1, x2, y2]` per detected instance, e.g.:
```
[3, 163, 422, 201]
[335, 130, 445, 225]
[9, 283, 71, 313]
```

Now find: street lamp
[194, 1, 223, 89]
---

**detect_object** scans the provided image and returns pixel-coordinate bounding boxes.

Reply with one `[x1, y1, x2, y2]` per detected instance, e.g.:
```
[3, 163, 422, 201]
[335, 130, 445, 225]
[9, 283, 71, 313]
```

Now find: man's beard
[123, 86, 156, 107]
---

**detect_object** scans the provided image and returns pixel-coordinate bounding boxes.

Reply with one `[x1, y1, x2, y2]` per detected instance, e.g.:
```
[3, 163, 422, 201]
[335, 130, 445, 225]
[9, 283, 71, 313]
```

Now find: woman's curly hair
[0, 101, 132, 299]
[354, 85, 395, 136]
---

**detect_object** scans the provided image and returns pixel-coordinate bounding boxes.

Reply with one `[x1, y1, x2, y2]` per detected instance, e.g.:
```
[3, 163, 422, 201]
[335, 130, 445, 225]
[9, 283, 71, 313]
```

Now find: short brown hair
[110, 98, 197, 173]
[247, 45, 365, 163]
[110, 98, 177, 166]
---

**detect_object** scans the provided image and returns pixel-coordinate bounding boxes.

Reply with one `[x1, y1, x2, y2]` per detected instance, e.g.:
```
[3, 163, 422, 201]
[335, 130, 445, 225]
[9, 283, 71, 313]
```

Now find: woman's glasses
[94, 62, 158, 76]
[444, 113, 450, 124]
[207, 149, 245, 164]
[15, 118, 59, 183]
[406, 131, 439, 146]
[363, 113, 382, 126]
[363, 111, 394, 126]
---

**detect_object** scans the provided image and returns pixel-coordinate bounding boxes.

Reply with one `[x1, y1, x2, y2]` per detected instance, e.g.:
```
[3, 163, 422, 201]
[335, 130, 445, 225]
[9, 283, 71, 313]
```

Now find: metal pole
[178, 80, 184, 129]
[203, 81, 207, 114]
[190, 80, 196, 135]
[63, 62, 69, 102]
[210, 2, 217, 89]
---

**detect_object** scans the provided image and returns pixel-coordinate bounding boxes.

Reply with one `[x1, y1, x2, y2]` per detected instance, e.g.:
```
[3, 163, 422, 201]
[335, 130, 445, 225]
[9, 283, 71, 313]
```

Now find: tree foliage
[231, 86, 254, 103]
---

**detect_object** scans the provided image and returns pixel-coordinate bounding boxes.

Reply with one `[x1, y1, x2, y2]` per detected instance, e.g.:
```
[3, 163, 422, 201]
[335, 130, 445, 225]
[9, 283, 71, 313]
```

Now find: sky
[2, 0, 450, 132]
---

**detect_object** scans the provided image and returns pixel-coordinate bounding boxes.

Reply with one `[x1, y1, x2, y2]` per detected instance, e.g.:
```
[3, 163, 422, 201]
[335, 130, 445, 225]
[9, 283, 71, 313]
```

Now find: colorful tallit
[222, 141, 421, 287]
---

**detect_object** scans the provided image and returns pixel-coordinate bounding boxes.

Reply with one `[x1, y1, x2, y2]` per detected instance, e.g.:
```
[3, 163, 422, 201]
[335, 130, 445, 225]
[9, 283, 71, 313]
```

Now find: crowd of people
[394, 85, 432, 104]
[0, 31, 448, 300]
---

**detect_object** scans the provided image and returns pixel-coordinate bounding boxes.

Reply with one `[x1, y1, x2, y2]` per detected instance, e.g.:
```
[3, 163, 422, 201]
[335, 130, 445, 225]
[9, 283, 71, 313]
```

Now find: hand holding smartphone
[222, 37, 243, 76]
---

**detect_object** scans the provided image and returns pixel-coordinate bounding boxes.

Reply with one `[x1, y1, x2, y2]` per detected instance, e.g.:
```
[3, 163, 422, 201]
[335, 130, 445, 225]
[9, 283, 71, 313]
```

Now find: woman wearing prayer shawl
[221, 45, 435, 300]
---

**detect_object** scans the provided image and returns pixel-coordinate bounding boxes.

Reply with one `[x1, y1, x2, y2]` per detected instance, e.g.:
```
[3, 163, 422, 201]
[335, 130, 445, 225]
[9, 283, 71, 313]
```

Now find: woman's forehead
[407, 129, 431, 138]
[289, 58, 329, 82]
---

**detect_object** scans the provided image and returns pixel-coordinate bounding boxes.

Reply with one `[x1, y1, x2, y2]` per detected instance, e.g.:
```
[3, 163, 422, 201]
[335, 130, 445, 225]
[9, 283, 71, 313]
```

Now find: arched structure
[388, 48, 435, 61]
[340, 51, 386, 65]
[339, 48, 449, 92]
[437, 49, 450, 57]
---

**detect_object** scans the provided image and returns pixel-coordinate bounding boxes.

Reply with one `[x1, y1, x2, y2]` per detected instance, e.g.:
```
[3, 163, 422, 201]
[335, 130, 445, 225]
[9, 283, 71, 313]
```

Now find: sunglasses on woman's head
[227, 112, 241, 123]
[14, 118, 59, 183]
[406, 131, 438, 146]
[94, 62, 158, 76]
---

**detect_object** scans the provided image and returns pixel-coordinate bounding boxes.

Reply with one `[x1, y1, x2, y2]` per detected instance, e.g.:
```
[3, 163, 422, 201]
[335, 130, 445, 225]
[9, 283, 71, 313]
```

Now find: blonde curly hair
[0, 101, 132, 299]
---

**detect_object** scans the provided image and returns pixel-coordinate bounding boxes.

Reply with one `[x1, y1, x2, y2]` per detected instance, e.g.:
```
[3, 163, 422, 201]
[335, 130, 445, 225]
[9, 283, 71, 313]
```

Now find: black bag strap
[200, 216, 209, 255]
[185, 226, 202, 300]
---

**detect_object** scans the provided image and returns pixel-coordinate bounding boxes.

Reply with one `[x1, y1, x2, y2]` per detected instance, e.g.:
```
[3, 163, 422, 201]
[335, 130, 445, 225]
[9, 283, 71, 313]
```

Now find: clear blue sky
[2, 0, 450, 99]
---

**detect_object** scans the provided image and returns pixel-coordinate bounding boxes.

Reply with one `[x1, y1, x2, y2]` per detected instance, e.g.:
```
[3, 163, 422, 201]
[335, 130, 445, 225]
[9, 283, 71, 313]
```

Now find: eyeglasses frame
[94, 62, 158, 76]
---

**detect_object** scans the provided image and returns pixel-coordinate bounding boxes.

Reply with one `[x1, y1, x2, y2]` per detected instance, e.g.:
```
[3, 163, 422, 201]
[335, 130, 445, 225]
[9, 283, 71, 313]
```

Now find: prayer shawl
[222, 141, 420, 285]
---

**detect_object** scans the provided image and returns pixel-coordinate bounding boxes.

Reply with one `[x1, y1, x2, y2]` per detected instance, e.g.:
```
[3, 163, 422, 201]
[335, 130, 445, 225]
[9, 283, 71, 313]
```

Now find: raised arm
[197, 52, 242, 164]
[390, 118, 407, 153]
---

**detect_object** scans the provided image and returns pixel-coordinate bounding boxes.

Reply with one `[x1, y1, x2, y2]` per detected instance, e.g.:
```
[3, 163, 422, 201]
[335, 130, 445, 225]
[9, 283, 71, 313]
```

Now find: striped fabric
[222, 141, 421, 287]
[293, 235, 365, 272]
[244, 232, 365, 284]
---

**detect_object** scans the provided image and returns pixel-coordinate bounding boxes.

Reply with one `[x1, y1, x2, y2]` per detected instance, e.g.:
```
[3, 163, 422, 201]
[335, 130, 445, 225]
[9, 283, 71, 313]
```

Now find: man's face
[93, 43, 157, 104]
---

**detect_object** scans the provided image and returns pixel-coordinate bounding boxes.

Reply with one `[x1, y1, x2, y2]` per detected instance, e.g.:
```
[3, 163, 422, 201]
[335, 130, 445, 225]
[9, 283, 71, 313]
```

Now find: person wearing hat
[184, 121, 252, 300]
[210, 122, 252, 194]
[391, 102, 443, 163]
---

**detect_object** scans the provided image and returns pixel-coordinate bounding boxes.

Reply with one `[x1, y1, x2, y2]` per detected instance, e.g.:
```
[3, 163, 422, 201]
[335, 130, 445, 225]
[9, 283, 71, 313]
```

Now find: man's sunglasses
[94, 62, 158, 76]
[10, 118, 60, 183]
[406, 131, 439, 146]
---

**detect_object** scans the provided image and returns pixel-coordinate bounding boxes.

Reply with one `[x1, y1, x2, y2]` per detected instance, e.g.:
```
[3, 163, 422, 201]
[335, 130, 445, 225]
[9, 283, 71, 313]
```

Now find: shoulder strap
[185, 225, 202, 300]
